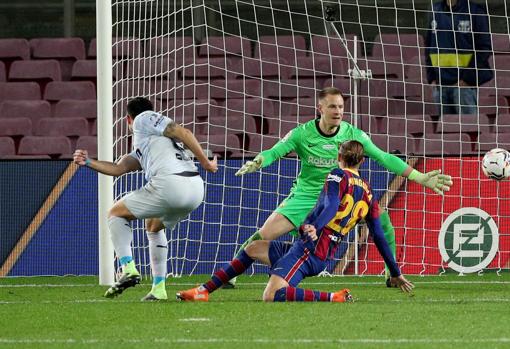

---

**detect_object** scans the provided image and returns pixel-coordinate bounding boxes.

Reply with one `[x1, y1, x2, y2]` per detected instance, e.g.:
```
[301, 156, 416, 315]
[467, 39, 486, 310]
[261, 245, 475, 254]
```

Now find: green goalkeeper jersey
[259, 119, 409, 198]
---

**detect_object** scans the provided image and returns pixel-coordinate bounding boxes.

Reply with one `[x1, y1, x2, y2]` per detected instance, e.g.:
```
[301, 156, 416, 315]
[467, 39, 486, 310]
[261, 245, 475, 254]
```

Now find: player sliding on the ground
[226, 87, 452, 289]
[177, 140, 414, 302]
[73, 97, 217, 301]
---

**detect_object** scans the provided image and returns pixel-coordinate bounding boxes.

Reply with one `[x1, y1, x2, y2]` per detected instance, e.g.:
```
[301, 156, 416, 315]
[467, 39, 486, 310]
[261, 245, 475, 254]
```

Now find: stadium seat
[283, 97, 318, 117]
[0, 100, 51, 126]
[181, 57, 236, 80]
[0, 38, 30, 61]
[370, 133, 415, 154]
[0, 82, 41, 101]
[255, 35, 307, 66]
[198, 35, 252, 57]
[0, 136, 16, 156]
[71, 60, 97, 81]
[477, 132, 510, 152]
[8, 60, 62, 84]
[76, 136, 97, 158]
[123, 57, 175, 79]
[370, 33, 424, 61]
[35, 117, 89, 137]
[0, 117, 32, 136]
[246, 134, 280, 154]
[209, 79, 262, 99]
[0, 61, 5, 82]
[171, 99, 222, 120]
[262, 117, 298, 136]
[89, 37, 142, 59]
[54, 99, 97, 119]
[29, 38, 86, 80]
[196, 134, 241, 158]
[206, 115, 258, 136]
[479, 96, 509, 116]
[18, 136, 72, 157]
[491, 33, 510, 55]
[144, 36, 195, 65]
[494, 114, 510, 133]
[414, 133, 475, 156]
[321, 77, 351, 97]
[234, 57, 293, 79]
[437, 114, 491, 134]
[223, 97, 274, 119]
[263, 78, 317, 99]
[44, 81, 96, 101]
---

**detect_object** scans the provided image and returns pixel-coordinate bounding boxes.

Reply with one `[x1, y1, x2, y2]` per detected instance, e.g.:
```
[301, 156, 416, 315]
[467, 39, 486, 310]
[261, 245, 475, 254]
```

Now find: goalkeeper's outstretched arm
[73, 149, 141, 176]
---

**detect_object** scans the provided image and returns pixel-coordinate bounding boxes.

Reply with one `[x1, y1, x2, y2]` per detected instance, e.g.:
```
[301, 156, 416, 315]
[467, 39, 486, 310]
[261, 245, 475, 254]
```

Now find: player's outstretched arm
[73, 149, 141, 176]
[163, 122, 218, 173]
[405, 168, 453, 195]
[389, 275, 415, 293]
[235, 155, 263, 176]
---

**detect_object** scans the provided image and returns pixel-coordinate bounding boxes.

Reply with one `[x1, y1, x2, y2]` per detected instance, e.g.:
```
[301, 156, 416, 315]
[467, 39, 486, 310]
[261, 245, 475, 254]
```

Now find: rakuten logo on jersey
[307, 156, 336, 167]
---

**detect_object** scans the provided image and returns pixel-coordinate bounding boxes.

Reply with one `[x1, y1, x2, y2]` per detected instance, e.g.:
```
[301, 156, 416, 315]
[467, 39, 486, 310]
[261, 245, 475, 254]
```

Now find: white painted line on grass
[0, 337, 509, 345]
[1, 280, 510, 288]
[178, 318, 210, 322]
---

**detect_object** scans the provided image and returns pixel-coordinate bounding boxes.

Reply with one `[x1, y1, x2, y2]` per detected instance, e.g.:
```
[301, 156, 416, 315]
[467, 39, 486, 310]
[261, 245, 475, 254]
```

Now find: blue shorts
[268, 240, 327, 287]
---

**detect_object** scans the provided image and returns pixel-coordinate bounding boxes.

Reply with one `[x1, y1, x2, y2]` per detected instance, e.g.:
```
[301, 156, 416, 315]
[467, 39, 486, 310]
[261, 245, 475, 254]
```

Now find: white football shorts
[122, 172, 204, 229]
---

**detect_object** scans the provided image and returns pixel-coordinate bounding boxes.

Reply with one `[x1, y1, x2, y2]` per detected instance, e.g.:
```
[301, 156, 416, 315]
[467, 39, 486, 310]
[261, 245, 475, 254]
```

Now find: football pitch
[1, 274, 509, 349]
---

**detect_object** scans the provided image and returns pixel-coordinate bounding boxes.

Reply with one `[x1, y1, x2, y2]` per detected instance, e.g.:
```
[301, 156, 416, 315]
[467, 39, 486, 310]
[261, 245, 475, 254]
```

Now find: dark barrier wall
[1, 159, 393, 276]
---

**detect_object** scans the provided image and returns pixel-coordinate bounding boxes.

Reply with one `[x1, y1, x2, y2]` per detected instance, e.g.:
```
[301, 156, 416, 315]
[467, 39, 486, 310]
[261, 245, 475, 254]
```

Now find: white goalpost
[98, 0, 510, 280]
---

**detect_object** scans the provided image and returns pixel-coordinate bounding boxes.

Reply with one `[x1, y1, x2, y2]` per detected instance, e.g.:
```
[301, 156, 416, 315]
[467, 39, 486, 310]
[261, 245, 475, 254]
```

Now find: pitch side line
[1, 280, 510, 288]
[0, 338, 509, 345]
[0, 163, 79, 277]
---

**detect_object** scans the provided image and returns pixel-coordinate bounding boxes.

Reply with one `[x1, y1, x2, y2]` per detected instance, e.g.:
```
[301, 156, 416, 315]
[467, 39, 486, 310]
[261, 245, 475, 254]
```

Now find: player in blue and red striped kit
[177, 140, 414, 302]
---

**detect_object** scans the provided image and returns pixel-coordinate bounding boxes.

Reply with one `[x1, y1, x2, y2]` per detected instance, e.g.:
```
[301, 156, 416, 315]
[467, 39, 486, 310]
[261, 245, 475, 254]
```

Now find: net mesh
[111, 0, 510, 277]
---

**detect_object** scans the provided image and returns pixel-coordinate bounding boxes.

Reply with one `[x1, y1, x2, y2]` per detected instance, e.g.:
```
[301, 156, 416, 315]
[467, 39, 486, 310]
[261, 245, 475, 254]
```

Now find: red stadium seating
[0, 61, 5, 82]
[234, 57, 293, 80]
[0, 137, 16, 156]
[414, 133, 475, 156]
[255, 35, 307, 65]
[0, 82, 41, 101]
[280, 97, 317, 118]
[76, 136, 97, 158]
[30, 38, 86, 80]
[124, 57, 175, 79]
[477, 132, 510, 152]
[263, 78, 317, 99]
[44, 81, 96, 101]
[54, 99, 97, 119]
[370, 33, 424, 61]
[71, 60, 97, 81]
[0, 117, 32, 136]
[198, 36, 252, 57]
[223, 97, 274, 119]
[89, 37, 142, 59]
[143, 36, 193, 66]
[35, 117, 89, 137]
[0, 39, 30, 61]
[181, 57, 236, 80]
[246, 134, 280, 154]
[370, 133, 416, 154]
[196, 134, 241, 158]
[0, 100, 51, 125]
[209, 79, 262, 99]
[206, 115, 258, 136]
[18, 136, 72, 157]
[491, 33, 510, 55]
[8, 60, 62, 84]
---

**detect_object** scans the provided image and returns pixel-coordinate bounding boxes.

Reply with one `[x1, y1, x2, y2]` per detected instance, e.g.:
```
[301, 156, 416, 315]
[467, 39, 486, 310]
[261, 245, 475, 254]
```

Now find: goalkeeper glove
[409, 169, 453, 195]
[235, 155, 264, 176]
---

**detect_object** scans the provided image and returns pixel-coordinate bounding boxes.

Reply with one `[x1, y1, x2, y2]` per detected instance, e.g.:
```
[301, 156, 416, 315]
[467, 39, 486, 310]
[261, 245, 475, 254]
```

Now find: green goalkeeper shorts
[274, 192, 319, 236]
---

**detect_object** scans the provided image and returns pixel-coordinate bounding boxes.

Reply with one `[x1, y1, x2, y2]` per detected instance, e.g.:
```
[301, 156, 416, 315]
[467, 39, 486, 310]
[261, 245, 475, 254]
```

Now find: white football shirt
[129, 110, 197, 181]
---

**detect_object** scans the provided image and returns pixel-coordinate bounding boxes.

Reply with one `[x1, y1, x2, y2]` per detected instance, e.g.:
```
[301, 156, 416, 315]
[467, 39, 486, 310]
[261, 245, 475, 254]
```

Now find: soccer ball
[482, 148, 510, 180]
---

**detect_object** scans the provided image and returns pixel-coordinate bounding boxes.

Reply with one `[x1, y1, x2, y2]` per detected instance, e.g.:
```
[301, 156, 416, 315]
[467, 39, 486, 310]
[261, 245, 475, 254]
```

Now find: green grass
[1, 274, 509, 349]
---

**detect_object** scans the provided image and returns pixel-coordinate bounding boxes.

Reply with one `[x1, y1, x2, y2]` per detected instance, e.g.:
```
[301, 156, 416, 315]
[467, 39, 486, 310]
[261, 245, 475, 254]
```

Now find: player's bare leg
[141, 218, 168, 301]
[104, 201, 141, 298]
[225, 212, 294, 288]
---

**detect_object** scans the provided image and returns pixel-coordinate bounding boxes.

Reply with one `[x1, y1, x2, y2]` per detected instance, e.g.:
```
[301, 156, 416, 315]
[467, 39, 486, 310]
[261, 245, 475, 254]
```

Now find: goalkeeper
[229, 87, 452, 286]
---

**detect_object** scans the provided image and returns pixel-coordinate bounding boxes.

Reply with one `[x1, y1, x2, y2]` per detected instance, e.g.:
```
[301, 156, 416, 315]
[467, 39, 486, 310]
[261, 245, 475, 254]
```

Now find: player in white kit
[73, 97, 218, 301]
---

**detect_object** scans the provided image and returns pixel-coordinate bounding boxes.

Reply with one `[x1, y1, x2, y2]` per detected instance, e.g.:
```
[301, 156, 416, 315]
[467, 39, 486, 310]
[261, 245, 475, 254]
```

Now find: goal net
[110, 0, 510, 277]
